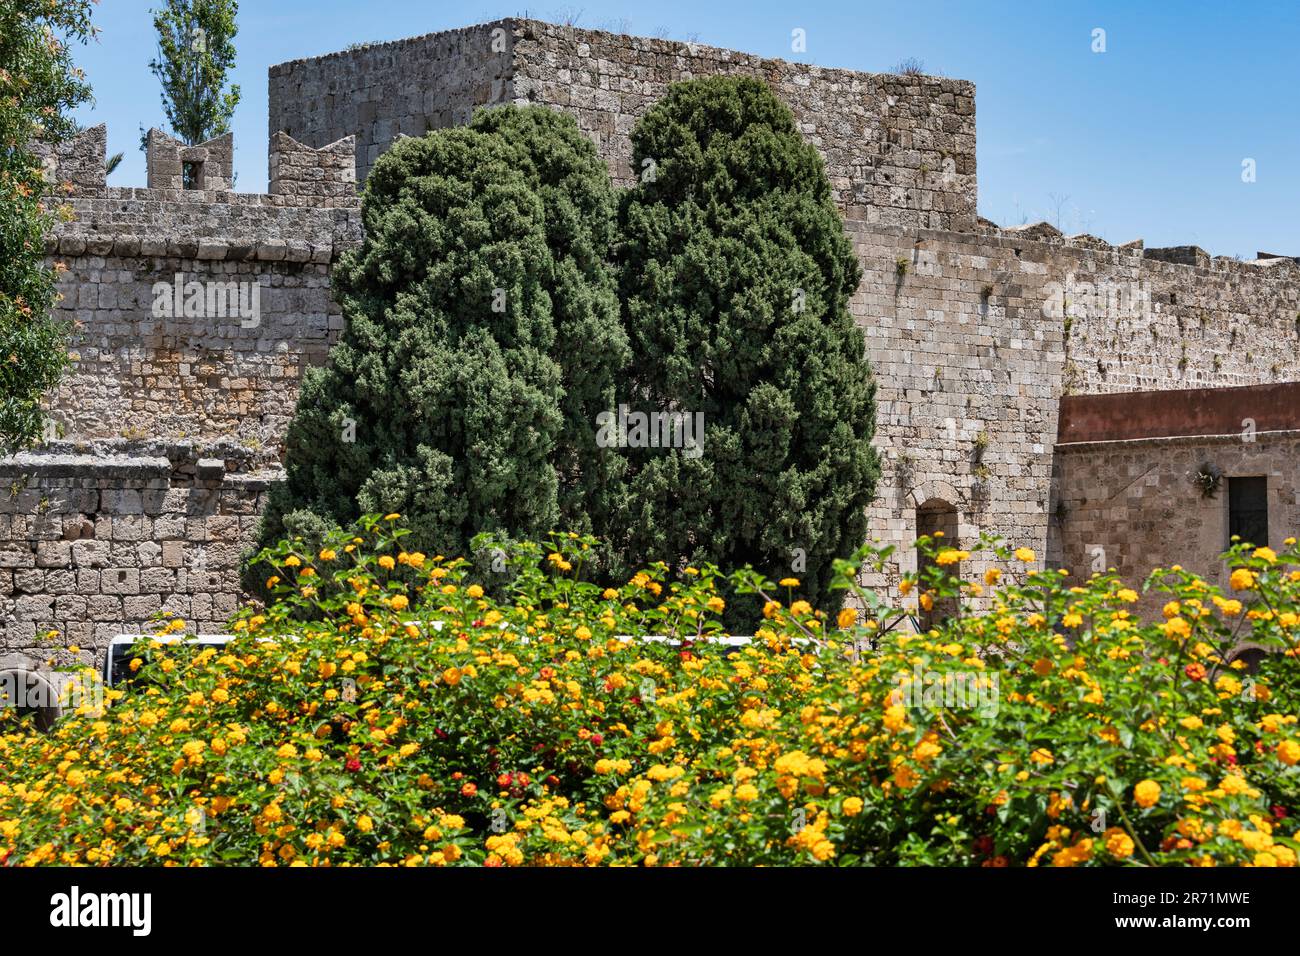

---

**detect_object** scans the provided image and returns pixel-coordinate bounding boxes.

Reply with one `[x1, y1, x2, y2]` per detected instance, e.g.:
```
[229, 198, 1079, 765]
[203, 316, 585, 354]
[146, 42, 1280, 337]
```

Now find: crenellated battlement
[34, 123, 359, 209]
[33, 125, 363, 456]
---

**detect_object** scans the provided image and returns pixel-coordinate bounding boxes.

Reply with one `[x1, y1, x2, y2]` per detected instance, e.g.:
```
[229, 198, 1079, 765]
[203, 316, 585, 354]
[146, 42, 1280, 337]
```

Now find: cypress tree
[251, 106, 625, 571]
[613, 76, 879, 613]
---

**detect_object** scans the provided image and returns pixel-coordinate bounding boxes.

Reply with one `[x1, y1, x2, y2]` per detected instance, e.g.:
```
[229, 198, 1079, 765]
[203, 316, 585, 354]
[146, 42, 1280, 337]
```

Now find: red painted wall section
[1057, 382, 1300, 444]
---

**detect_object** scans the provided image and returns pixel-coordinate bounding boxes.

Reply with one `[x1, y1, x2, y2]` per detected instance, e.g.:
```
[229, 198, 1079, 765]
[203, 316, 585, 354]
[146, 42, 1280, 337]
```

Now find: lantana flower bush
[1, 515, 1297, 866]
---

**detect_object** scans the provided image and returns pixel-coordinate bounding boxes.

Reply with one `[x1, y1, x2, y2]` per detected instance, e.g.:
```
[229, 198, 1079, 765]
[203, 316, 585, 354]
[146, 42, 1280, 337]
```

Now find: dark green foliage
[0, 0, 97, 455]
[251, 106, 626, 579]
[612, 76, 879, 613]
[469, 107, 629, 535]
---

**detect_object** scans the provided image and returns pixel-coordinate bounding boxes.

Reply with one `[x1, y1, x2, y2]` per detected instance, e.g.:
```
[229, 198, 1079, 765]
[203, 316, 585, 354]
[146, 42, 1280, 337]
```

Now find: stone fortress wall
[3, 17, 1297, 680]
[268, 18, 979, 230]
[1, 123, 359, 671]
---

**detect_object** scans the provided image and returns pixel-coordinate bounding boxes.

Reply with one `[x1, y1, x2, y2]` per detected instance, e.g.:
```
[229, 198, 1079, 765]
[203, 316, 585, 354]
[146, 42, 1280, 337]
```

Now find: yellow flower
[467, 585, 484, 599]
[1253, 547, 1277, 563]
[779, 578, 800, 587]
[357, 815, 374, 833]
[1104, 828, 1134, 859]
[389, 594, 409, 612]
[811, 840, 836, 862]
[883, 703, 908, 733]
[1278, 740, 1300, 766]
[984, 568, 1001, 586]
[1014, 547, 1035, 563]
[842, 797, 863, 817]
[378, 555, 396, 571]
[1230, 568, 1256, 591]
[319, 548, 337, 561]
[1134, 779, 1161, 808]
[837, 607, 858, 629]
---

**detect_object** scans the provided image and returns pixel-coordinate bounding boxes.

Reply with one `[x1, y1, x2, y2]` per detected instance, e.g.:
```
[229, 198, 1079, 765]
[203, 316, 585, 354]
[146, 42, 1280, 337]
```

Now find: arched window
[916, 498, 960, 632]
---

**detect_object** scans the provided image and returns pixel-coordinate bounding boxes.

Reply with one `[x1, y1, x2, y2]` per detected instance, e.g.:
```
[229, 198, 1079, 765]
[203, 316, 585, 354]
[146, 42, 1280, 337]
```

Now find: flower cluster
[0, 517, 1296, 867]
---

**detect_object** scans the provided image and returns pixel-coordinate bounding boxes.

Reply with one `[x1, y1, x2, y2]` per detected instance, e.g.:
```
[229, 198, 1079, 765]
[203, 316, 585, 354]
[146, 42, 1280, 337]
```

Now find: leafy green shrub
[3, 520, 1297, 867]
[0, 1, 97, 454]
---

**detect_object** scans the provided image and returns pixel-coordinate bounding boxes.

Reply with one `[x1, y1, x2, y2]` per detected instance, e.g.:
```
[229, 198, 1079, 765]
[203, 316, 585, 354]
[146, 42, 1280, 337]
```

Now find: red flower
[497, 773, 512, 788]
[590, 734, 604, 747]
[972, 835, 994, 855]
[1272, 805, 1289, 820]
[1184, 662, 1207, 682]
[539, 667, 555, 680]
[460, 782, 477, 798]
[545, 775, 560, 788]
[345, 757, 362, 773]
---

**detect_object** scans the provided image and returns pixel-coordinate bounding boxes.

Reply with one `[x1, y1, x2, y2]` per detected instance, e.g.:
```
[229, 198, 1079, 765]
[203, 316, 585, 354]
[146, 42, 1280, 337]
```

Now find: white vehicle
[102, 633, 237, 689]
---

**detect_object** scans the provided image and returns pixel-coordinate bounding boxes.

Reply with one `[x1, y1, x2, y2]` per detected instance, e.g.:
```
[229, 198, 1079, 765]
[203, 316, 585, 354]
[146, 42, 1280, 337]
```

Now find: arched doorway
[916, 498, 960, 632]
[0, 668, 61, 733]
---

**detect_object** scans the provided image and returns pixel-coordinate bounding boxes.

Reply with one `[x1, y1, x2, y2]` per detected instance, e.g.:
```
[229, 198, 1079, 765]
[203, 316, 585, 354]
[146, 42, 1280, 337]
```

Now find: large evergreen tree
[470, 106, 629, 536]
[612, 76, 879, 612]
[0, 0, 97, 455]
[251, 106, 626, 570]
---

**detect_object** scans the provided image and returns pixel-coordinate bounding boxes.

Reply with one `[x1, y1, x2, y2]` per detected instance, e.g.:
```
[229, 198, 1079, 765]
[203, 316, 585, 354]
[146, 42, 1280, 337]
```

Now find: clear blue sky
[71, 0, 1299, 258]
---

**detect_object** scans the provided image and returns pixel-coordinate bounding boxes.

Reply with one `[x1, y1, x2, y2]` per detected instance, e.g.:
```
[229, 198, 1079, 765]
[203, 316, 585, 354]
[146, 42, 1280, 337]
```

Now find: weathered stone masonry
[269, 18, 979, 230]
[3, 17, 1298, 682]
[1, 123, 359, 676]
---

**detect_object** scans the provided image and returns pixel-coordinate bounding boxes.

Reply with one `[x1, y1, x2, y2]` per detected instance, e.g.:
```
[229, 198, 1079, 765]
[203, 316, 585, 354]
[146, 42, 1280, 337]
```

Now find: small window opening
[1228, 476, 1268, 548]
